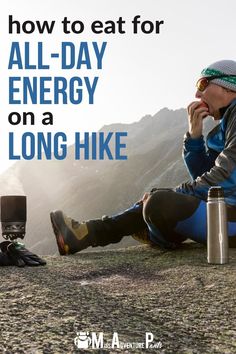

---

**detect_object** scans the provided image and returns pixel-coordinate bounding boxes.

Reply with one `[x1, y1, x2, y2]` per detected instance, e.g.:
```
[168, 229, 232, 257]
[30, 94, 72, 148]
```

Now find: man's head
[195, 60, 236, 119]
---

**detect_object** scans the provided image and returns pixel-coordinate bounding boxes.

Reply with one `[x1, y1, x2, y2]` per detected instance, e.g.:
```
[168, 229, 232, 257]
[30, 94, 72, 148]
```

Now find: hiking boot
[50, 210, 95, 255]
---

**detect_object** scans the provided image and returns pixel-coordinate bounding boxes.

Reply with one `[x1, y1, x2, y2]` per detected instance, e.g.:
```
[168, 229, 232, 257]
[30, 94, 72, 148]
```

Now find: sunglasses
[196, 75, 236, 92]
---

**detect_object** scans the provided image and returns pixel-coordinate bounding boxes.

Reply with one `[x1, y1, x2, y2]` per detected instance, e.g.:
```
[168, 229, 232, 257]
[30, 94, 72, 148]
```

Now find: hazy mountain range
[0, 108, 215, 254]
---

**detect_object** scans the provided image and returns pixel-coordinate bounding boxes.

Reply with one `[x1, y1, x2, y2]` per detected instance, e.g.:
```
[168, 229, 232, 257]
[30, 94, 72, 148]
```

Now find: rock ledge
[0, 243, 235, 353]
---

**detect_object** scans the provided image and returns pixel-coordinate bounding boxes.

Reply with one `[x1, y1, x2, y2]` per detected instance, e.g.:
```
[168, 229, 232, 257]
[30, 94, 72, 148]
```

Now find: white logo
[74, 331, 162, 350]
[74, 331, 92, 349]
[74, 331, 104, 349]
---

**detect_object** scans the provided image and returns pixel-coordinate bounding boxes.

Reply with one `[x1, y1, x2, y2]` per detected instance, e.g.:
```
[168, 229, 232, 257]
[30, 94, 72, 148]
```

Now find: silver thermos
[207, 186, 229, 264]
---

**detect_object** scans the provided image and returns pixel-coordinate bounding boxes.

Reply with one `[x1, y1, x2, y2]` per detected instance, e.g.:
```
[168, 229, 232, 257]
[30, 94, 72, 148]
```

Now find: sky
[0, 0, 235, 173]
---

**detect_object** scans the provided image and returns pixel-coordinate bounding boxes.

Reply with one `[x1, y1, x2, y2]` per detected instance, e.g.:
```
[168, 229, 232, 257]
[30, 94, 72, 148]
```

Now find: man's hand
[141, 192, 150, 203]
[137, 188, 158, 205]
[187, 101, 209, 139]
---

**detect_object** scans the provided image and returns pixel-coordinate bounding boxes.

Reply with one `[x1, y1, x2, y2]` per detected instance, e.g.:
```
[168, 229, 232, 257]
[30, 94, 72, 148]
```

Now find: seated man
[50, 60, 236, 255]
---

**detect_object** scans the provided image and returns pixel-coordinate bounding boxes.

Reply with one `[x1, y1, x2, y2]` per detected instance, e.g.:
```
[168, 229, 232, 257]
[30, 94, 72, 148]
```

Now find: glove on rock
[0, 241, 46, 267]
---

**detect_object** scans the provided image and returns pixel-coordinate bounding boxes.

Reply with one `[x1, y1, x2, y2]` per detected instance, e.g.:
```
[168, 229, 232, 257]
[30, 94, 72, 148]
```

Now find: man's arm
[182, 100, 215, 179]
[183, 132, 217, 180]
[177, 106, 236, 201]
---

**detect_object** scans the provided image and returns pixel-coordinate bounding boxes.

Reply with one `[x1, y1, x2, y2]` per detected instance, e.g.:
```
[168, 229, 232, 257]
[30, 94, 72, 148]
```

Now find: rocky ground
[0, 243, 235, 354]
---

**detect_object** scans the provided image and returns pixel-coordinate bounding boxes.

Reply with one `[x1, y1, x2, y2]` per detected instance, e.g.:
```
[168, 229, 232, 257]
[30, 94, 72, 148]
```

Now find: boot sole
[50, 211, 69, 256]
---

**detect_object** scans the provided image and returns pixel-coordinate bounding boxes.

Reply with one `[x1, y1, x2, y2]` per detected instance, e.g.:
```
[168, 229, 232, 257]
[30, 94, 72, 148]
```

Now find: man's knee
[143, 188, 201, 225]
[143, 189, 173, 224]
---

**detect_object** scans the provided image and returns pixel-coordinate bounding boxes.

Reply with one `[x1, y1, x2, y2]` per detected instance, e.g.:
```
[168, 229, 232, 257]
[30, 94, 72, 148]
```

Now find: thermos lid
[208, 186, 224, 198]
